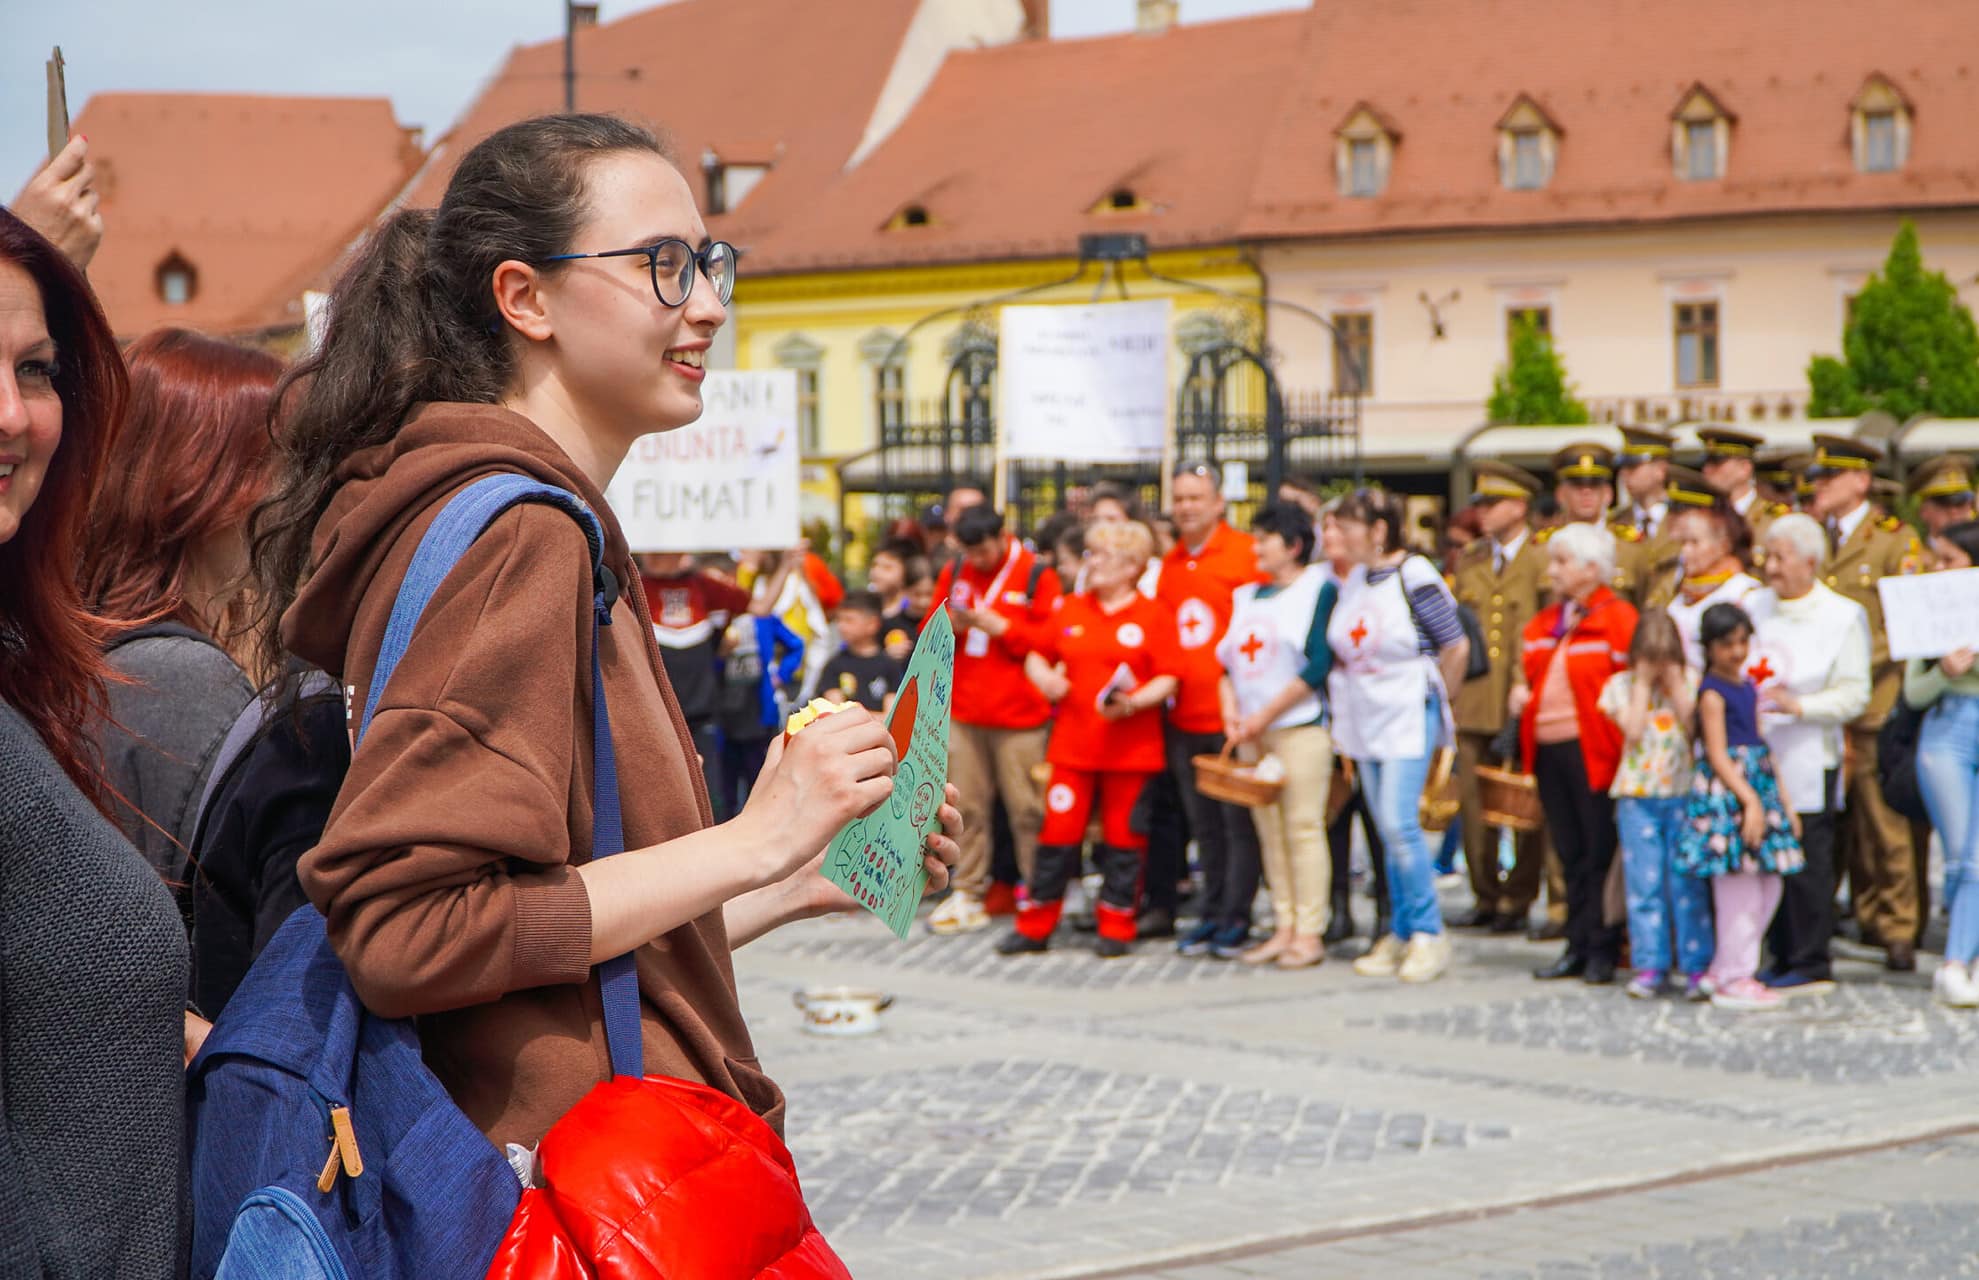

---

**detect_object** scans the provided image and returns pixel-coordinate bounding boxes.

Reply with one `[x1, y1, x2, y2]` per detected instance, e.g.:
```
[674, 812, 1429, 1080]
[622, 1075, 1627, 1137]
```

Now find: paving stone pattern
[785, 1058, 1509, 1237]
[1482, 1202, 1979, 1280]
[1374, 983, 1979, 1083]
[763, 924, 1264, 988]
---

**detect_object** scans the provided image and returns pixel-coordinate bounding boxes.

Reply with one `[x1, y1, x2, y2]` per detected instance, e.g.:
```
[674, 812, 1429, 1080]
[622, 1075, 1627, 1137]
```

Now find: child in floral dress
[1678, 603, 1804, 1011]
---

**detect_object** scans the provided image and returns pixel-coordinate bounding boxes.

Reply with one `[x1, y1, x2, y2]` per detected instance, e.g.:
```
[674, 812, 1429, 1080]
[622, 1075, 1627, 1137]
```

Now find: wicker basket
[1418, 747, 1462, 831]
[1475, 762, 1544, 832]
[1193, 745, 1283, 808]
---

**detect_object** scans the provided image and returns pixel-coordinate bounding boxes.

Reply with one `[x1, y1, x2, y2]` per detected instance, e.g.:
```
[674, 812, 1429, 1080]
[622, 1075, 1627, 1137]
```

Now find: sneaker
[1683, 973, 1714, 1003]
[1353, 934, 1406, 978]
[927, 891, 990, 936]
[1711, 977, 1783, 1011]
[1175, 921, 1219, 957]
[1762, 970, 1837, 998]
[1207, 923, 1254, 960]
[995, 930, 1048, 956]
[1094, 936, 1132, 960]
[1624, 970, 1663, 1000]
[1398, 933, 1452, 983]
[980, 882, 1019, 917]
[1933, 961, 1979, 1009]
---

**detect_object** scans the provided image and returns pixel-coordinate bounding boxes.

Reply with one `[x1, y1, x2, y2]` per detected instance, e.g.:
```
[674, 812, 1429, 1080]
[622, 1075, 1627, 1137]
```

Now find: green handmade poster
[820, 605, 955, 938]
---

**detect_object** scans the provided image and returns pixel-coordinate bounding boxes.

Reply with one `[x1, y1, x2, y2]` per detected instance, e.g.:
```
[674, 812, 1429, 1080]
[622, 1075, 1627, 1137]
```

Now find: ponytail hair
[249, 113, 672, 664]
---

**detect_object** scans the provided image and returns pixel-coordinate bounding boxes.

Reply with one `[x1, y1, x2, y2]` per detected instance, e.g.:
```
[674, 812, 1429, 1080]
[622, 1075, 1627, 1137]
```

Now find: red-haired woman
[81, 329, 348, 1020]
[83, 329, 282, 875]
[0, 208, 187, 1272]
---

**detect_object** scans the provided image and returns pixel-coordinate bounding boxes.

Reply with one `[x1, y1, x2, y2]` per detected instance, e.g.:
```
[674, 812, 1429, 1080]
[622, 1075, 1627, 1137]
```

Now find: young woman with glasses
[250, 115, 961, 1159]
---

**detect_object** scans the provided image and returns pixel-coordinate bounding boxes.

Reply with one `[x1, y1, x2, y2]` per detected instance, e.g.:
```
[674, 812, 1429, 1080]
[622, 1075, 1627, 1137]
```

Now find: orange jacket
[1518, 586, 1637, 790]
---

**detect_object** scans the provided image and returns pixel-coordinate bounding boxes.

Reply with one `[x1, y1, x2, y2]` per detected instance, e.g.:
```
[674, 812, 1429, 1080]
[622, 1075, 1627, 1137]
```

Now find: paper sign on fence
[820, 607, 955, 939]
[606, 370, 800, 553]
[1878, 567, 1979, 661]
[1000, 300, 1170, 463]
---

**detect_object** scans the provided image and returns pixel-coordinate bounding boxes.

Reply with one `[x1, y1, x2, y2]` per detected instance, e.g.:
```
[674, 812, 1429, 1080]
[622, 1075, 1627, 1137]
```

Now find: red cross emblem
[1238, 632, 1265, 664]
[1747, 656, 1776, 685]
[1350, 618, 1369, 648]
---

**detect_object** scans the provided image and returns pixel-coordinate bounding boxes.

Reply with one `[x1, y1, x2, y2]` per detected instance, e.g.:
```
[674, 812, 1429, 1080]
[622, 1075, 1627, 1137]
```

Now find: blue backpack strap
[358, 473, 644, 1080]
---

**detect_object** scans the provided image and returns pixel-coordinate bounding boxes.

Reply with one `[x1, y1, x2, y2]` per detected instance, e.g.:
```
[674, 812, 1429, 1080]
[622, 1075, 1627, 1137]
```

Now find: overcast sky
[4, 0, 1306, 198]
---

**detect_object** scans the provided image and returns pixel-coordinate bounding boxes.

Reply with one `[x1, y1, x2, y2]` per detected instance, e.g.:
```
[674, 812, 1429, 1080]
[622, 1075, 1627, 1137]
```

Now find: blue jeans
[1359, 697, 1446, 941]
[1917, 694, 1979, 966]
[1614, 795, 1714, 975]
[1433, 821, 1461, 875]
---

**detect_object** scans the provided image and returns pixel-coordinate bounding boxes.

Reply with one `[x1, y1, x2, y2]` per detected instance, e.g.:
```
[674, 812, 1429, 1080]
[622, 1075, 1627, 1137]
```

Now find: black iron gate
[1173, 343, 1361, 522]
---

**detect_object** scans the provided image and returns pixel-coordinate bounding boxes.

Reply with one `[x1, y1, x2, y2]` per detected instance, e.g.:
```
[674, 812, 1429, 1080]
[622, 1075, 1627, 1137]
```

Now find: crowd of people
[886, 424, 1978, 1019]
[5, 108, 1979, 1276]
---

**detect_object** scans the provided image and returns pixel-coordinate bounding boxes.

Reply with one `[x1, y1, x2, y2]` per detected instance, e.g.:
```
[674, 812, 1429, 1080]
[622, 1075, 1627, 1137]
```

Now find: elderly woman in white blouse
[1741, 513, 1871, 994]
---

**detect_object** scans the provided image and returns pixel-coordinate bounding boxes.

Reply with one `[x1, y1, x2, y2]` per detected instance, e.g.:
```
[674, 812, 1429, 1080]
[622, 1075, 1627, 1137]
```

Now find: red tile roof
[1241, 0, 1979, 242]
[403, 0, 925, 257]
[740, 11, 1310, 273]
[73, 93, 423, 336]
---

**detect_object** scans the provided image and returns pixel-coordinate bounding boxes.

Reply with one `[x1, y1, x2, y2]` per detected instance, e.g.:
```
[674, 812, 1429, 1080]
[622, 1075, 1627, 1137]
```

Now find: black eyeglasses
[542, 238, 736, 308]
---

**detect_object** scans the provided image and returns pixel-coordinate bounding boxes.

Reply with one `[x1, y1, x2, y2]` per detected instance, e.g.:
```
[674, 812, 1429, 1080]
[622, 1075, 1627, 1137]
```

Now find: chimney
[1018, 0, 1049, 39]
[1136, 0, 1177, 33]
[569, 3, 600, 27]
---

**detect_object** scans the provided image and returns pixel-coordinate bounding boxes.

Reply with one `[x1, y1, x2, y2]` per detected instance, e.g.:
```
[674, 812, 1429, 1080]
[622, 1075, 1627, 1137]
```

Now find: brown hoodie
[288, 401, 782, 1150]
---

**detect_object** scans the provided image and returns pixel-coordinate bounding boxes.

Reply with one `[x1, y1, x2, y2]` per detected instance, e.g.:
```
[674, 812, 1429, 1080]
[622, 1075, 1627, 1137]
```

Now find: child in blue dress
[1677, 603, 1804, 1012]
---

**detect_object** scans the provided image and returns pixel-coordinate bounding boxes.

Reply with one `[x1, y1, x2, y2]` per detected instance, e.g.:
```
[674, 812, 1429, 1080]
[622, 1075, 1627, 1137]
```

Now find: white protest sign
[1000, 299, 1171, 463]
[1878, 567, 1979, 660]
[606, 370, 801, 552]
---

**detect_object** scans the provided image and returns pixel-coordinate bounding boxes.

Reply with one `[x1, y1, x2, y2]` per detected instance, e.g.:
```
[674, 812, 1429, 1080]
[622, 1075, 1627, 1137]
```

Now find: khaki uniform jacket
[1824, 510, 1925, 728]
[1632, 528, 1682, 611]
[1452, 530, 1547, 734]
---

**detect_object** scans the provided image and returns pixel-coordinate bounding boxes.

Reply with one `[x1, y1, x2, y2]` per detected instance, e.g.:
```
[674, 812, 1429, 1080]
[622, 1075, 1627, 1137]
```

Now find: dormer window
[1334, 105, 1398, 198]
[700, 149, 768, 216]
[1496, 96, 1559, 191]
[1671, 85, 1733, 181]
[886, 203, 932, 230]
[155, 252, 196, 305]
[1852, 75, 1912, 173]
[1089, 186, 1150, 215]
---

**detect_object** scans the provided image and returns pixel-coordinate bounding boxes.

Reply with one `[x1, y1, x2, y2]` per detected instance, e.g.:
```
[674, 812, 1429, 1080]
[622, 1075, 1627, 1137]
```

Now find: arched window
[155, 251, 197, 305]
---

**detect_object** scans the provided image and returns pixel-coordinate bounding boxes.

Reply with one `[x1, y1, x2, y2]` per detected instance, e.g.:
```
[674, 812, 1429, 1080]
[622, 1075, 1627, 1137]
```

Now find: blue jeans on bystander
[1614, 795, 1714, 976]
[1359, 696, 1447, 943]
[1917, 693, 1979, 967]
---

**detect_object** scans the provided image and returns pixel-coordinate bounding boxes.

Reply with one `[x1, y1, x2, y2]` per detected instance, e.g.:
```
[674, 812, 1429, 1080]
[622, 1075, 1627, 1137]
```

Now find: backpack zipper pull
[317, 1141, 342, 1193]
[330, 1105, 364, 1179]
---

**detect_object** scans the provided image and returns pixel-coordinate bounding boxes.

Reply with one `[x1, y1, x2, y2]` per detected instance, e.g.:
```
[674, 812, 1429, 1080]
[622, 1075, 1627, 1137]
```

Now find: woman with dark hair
[1906, 518, 1979, 1008]
[250, 115, 960, 1158]
[1217, 502, 1337, 967]
[0, 207, 188, 1275]
[1663, 489, 1760, 671]
[1330, 488, 1469, 983]
[82, 329, 283, 877]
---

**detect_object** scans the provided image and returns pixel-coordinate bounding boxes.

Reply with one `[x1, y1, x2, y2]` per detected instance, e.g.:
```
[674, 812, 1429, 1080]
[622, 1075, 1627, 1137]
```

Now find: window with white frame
[1852, 75, 1911, 173]
[1334, 105, 1397, 198]
[1670, 86, 1732, 182]
[1496, 97, 1559, 191]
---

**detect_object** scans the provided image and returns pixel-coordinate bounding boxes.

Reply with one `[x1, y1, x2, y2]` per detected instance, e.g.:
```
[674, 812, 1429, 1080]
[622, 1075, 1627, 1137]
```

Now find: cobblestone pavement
[733, 884, 1978, 1280]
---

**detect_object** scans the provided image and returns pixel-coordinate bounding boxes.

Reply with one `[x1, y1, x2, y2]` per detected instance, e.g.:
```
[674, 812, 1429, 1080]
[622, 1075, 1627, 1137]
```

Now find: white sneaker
[1933, 961, 1979, 1009]
[1398, 933, 1453, 983]
[1352, 934, 1406, 978]
[927, 891, 990, 936]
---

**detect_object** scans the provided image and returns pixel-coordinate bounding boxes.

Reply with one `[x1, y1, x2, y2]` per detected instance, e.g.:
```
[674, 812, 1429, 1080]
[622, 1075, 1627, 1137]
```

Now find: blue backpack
[187, 474, 644, 1278]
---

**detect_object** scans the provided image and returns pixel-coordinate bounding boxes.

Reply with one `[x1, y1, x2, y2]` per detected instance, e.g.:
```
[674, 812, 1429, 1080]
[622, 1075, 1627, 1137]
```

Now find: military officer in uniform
[1450, 462, 1548, 932]
[1613, 425, 1674, 537]
[1549, 441, 1644, 599]
[1906, 453, 1976, 539]
[1756, 451, 1801, 510]
[1806, 434, 1928, 970]
[1698, 426, 1791, 555]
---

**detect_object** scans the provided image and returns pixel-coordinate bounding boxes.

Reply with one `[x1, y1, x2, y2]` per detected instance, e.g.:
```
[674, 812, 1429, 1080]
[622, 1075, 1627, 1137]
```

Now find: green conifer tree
[1808, 220, 1979, 419]
[1487, 318, 1590, 425]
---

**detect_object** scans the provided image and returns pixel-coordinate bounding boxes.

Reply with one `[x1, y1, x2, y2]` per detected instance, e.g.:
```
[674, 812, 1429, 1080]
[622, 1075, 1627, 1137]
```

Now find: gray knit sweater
[0, 702, 188, 1277]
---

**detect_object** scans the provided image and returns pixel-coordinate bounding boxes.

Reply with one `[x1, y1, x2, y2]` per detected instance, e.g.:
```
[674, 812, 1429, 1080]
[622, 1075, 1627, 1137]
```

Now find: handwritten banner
[999, 300, 1171, 463]
[820, 606, 955, 938]
[605, 370, 800, 552]
[1879, 567, 1979, 661]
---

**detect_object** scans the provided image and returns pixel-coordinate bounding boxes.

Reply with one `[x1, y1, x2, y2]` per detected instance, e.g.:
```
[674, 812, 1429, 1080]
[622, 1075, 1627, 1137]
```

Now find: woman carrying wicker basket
[1218, 504, 1339, 969]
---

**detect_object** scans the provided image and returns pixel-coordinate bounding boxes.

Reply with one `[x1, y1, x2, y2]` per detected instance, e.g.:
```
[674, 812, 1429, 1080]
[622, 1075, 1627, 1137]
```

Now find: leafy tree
[1488, 318, 1590, 425]
[1808, 220, 1979, 419]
